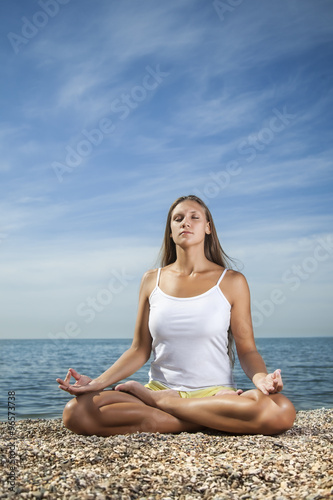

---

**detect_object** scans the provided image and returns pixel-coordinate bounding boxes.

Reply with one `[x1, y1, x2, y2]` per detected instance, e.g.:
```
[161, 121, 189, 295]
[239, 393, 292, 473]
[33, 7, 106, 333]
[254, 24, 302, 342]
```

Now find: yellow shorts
[145, 380, 236, 398]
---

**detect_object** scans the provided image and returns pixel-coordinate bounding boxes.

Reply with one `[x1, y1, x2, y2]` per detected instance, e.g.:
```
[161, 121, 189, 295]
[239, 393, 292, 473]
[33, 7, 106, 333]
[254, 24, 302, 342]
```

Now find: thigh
[240, 389, 295, 410]
[76, 389, 148, 414]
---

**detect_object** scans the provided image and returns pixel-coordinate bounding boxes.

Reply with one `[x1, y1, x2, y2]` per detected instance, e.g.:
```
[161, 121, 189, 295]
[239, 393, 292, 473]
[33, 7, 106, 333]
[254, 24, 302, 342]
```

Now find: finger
[56, 378, 66, 385]
[63, 370, 72, 384]
[259, 385, 269, 395]
[61, 384, 80, 395]
[265, 377, 275, 389]
[267, 382, 282, 394]
[266, 370, 282, 391]
[273, 369, 283, 391]
[273, 378, 282, 390]
[276, 378, 284, 391]
[65, 387, 77, 395]
[58, 384, 69, 392]
[69, 368, 81, 381]
[267, 377, 278, 390]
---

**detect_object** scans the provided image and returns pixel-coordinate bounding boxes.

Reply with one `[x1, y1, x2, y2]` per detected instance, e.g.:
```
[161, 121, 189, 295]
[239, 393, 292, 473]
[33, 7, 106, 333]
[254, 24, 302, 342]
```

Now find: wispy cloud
[1, 0, 332, 338]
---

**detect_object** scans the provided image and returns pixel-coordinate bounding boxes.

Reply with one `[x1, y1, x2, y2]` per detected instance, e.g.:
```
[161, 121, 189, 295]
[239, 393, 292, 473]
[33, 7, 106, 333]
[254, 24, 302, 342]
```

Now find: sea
[0, 337, 332, 421]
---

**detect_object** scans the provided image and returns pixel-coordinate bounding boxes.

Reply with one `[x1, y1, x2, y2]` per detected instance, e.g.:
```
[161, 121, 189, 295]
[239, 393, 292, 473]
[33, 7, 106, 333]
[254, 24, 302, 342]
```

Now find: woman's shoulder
[225, 269, 249, 287]
[141, 264, 173, 282]
[225, 268, 245, 278]
[209, 269, 250, 308]
[222, 269, 250, 305]
[140, 268, 160, 296]
[142, 268, 159, 281]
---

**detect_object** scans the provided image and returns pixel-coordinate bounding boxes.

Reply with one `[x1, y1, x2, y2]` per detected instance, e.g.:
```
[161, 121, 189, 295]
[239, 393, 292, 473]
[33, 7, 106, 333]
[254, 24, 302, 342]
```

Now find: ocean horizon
[1, 336, 332, 421]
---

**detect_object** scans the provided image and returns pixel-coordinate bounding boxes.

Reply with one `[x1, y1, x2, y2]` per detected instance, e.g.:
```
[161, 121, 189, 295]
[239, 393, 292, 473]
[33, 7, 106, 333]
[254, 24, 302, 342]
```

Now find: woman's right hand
[56, 368, 101, 395]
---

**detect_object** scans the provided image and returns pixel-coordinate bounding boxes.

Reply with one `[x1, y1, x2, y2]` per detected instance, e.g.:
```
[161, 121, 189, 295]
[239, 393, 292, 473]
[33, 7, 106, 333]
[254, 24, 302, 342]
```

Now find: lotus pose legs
[113, 381, 295, 435]
[61, 380, 295, 437]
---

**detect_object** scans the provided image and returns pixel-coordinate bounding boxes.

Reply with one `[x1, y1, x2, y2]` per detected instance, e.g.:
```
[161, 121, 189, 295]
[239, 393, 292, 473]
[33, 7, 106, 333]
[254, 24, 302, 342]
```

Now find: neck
[172, 245, 209, 275]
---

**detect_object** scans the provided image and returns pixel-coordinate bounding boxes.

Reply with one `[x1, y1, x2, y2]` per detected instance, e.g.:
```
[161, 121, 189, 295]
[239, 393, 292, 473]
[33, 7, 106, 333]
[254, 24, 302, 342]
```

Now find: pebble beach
[1, 409, 332, 500]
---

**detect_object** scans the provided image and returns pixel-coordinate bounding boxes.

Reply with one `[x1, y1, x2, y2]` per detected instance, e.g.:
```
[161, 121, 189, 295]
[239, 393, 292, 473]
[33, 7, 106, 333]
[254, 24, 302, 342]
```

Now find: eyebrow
[173, 210, 200, 217]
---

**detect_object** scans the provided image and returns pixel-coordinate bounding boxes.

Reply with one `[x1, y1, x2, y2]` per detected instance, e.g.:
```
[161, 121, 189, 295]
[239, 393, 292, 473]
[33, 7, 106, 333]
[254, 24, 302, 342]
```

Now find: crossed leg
[63, 382, 296, 437]
[114, 381, 296, 435]
[62, 389, 202, 436]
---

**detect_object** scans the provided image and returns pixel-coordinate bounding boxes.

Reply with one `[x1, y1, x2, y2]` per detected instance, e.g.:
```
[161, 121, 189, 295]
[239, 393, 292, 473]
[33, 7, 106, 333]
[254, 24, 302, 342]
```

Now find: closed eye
[174, 216, 200, 221]
[173, 211, 201, 221]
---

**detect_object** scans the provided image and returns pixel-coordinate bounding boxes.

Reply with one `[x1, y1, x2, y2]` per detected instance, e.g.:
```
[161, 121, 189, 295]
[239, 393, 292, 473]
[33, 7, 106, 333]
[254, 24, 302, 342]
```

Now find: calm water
[0, 337, 332, 420]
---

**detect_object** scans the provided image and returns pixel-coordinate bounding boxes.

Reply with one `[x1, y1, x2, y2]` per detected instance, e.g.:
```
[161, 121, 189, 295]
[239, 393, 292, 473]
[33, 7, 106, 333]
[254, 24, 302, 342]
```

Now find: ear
[205, 221, 211, 234]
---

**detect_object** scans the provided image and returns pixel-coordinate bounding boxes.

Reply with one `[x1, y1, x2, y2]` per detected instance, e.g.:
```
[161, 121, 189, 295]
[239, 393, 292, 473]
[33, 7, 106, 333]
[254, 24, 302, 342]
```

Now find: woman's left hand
[254, 369, 283, 395]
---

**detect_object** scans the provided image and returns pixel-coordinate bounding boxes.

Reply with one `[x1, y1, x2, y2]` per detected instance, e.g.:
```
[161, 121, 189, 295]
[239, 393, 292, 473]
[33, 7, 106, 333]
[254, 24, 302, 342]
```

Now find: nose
[181, 217, 191, 227]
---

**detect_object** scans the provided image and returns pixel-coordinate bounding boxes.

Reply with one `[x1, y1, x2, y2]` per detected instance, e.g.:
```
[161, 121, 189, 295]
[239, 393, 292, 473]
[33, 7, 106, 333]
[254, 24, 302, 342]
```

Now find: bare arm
[57, 270, 155, 394]
[227, 272, 283, 394]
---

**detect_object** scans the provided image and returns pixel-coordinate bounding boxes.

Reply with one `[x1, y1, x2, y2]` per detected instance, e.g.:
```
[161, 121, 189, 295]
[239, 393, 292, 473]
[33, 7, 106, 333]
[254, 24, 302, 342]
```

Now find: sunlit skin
[57, 200, 296, 436]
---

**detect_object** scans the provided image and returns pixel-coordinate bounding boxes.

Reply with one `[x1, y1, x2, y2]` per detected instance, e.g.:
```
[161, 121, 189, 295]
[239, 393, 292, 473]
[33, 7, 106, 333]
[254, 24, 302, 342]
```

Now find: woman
[57, 195, 296, 436]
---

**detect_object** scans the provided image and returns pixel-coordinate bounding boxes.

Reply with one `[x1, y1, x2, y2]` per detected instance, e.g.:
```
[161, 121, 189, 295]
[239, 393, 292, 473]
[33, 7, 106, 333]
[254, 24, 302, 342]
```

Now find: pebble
[0, 409, 332, 499]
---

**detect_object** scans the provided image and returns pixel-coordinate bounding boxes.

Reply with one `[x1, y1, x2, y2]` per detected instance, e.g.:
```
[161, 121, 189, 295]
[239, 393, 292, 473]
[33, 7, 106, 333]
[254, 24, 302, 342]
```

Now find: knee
[276, 395, 296, 432]
[62, 397, 79, 432]
[261, 394, 296, 435]
[63, 397, 90, 435]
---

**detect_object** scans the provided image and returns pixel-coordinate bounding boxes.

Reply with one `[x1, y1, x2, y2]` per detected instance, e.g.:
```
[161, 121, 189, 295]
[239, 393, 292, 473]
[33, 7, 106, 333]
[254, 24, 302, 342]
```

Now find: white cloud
[1, 0, 332, 339]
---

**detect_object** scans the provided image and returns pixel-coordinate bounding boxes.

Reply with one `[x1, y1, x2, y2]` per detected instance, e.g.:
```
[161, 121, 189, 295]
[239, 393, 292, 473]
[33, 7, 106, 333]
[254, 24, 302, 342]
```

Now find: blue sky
[1, 0, 332, 339]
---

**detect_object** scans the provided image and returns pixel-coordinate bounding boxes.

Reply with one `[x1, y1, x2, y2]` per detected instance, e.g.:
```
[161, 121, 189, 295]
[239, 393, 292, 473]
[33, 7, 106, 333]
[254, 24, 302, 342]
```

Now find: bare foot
[214, 388, 243, 397]
[114, 381, 180, 407]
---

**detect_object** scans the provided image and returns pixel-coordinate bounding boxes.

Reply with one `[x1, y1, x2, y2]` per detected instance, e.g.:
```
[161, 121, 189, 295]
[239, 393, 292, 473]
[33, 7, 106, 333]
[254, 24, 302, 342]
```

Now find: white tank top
[148, 268, 235, 391]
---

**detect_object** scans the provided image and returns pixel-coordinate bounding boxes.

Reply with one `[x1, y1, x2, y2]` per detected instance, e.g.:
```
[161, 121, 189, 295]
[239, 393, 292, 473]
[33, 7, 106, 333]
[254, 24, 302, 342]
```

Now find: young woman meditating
[57, 195, 296, 436]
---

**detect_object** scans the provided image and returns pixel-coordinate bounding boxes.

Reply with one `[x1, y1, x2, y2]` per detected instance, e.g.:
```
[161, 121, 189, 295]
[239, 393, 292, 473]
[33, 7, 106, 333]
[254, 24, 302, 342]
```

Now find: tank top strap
[216, 268, 228, 286]
[156, 268, 162, 287]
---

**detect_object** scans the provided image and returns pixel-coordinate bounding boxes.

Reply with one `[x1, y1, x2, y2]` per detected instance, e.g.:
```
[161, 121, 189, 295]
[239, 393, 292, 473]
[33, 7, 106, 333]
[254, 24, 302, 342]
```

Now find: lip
[180, 231, 193, 235]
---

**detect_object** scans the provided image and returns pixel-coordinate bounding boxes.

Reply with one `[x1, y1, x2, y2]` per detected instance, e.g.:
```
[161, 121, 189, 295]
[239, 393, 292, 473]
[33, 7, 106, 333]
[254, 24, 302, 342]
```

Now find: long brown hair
[158, 195, 235, 364]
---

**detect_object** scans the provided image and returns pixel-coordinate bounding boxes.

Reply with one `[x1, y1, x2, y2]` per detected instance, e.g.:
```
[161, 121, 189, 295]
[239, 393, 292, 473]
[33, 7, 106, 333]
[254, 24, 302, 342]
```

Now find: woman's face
[170, 200, 211, 246]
